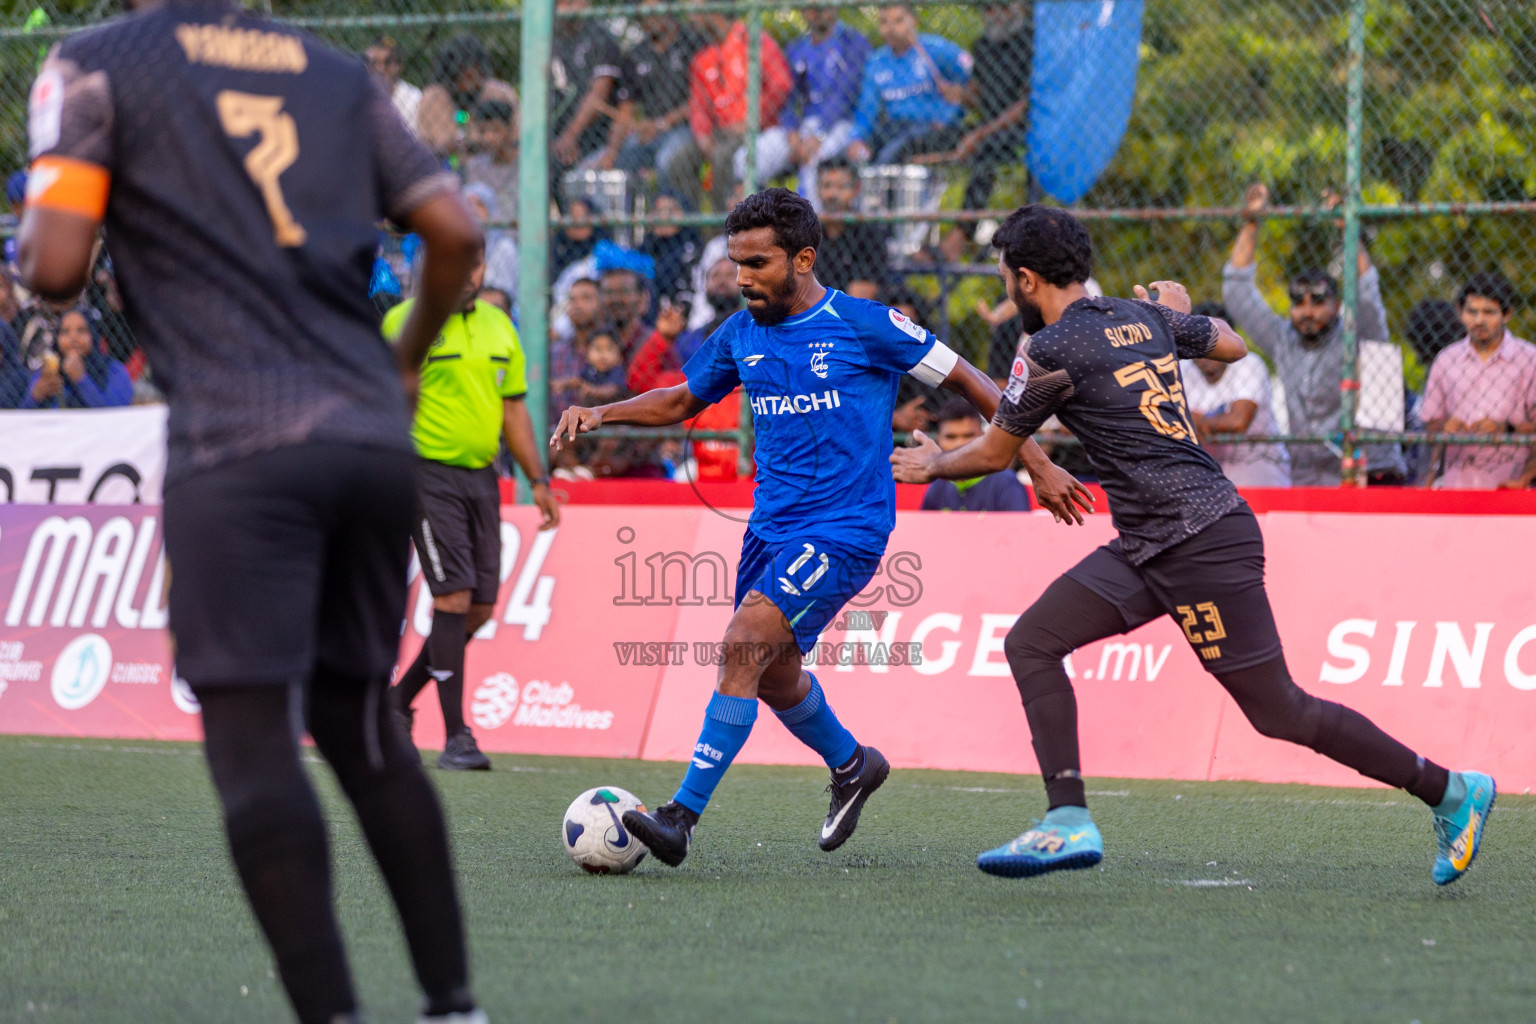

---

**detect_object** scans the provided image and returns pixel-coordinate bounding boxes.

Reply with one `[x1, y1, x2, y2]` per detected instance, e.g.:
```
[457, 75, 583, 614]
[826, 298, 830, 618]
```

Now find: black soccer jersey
[28, 0, 457, 482]
[993, 296, 1243, 564]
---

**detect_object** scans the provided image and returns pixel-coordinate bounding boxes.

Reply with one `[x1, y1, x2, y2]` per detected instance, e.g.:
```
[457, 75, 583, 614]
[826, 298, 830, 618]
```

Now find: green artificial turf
[1, 736, 1531, 1024]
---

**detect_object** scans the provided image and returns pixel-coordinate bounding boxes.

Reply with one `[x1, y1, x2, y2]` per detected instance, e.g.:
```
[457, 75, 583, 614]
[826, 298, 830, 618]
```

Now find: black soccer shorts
[1063, 506, 1285, 673]
[163, 442, 416, 687]
[410, 459, 502, 606]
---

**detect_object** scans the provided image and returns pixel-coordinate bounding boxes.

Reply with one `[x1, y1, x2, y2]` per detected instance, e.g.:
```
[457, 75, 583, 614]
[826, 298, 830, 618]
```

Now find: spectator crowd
[6, 4, 1532, 496]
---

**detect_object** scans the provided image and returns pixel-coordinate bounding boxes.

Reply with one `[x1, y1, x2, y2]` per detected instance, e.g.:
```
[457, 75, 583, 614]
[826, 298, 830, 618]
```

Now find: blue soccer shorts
[735, 529, 884, 654]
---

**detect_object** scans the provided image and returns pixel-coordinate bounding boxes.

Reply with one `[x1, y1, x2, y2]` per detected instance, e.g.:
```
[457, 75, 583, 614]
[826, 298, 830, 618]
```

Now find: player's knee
[433, 591, 472, 616]
[1004, 615, 1066, 677]
[1237, 682, 1319, 743]
[466, 603, 494, 635]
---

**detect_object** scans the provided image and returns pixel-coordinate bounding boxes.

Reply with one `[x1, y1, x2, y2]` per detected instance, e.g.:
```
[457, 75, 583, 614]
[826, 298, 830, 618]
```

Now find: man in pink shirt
[1422, 272, 1536, 489]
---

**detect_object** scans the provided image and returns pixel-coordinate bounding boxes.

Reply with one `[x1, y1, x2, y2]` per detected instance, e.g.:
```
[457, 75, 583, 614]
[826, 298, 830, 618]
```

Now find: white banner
[0, 407, 167, 504]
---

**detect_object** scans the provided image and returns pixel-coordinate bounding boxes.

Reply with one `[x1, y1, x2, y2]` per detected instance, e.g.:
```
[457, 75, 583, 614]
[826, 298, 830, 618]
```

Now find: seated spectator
[16, 298, 67, 371]
[365, 35, 422, 136]
[668, 8, 791, 212]
[551, 278, 607, 405]
[418, 35, 517, 160]
[950, 2, 1031, 249]
[677, 256, 741, 362]
[1180, 302, 1291, 488]
[0, 264, 23, 335]
[599, 266, 655, 360]
[740, 7, 870, 207]
[640, 192, 703, 308]
[846, 5, 971, 166]
[463, 99, 519, 219]
[816, 156, 889, 299]
[888, 287, 942, 432]
[22, 308, 132, 410]
[618, 0, 704, 194]
[0, 316, 25, 408]
[577, 330, 629, 406]
[550, 0, 631, 178]
[86, 249, 134, 367]
[1222, 182, 1405, 485]
[920, 398, 1031, 510]
[552, 196, 603, 280]
[1423, 272, 1536, 489]
[462, 183, 519, 312]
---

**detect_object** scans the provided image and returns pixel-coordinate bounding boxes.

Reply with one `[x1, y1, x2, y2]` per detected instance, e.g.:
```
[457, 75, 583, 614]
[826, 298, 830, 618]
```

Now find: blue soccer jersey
[683, 288, 956, 547]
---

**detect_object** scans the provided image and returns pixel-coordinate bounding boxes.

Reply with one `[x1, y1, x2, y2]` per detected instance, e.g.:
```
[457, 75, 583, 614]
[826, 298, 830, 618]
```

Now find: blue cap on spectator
[594, 239, 655, 281]
[6, 170, 27, 205]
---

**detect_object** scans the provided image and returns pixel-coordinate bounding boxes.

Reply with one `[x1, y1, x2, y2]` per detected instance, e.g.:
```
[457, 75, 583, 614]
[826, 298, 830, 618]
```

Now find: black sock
[425, 611, 468, 734]
[1218, 657, 1451, 807]
[196, 684, 356, 1024]
[393, 643, 432, 710]
[308, 672, 473, 1013]
[1023, 690, 1087, 809]
[833, 746, 864, 776]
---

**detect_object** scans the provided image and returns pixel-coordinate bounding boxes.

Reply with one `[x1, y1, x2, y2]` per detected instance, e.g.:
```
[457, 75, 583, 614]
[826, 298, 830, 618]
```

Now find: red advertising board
[3, 503, 1534, 791]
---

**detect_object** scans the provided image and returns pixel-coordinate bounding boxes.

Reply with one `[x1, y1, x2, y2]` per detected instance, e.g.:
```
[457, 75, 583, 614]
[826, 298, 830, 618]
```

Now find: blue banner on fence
[1028, 0, 1144, 204]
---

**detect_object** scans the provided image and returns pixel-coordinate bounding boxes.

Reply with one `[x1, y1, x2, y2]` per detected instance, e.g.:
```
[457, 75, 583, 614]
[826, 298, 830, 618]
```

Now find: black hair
[992, 205, 1092, 288]
[936, 396, 983, 427]
[471, 99, 514, 124]
[432, 34, 490, 85]
[1405, 299, 1463, 361]
[369, 35, 401, 58]
[1457, 271, 1517, 314]
[1289, 267, 1338, 300]
[1191, 300, 1229, 321]
[570, 277, 601, 291]
[724, 187, 822, 260]
[817, 155, 857, 180]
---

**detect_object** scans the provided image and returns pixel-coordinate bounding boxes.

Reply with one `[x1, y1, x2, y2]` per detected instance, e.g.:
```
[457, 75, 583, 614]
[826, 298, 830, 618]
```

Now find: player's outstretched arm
[932, 354, 1093, 523]
[549, 383, 708, 452]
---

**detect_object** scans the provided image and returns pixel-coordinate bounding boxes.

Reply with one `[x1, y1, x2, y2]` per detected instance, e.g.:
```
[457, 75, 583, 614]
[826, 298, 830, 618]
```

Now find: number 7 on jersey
[216, 90, 307, 247]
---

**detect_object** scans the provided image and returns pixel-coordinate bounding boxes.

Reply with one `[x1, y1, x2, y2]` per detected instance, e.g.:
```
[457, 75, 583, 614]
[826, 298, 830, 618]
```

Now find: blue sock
[773, 675, 859, 770]
[673, 692, 758, 816]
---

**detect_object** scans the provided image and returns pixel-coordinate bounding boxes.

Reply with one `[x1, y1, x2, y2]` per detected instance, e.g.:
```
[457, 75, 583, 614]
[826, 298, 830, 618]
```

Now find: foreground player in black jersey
[21, 2, 489, 1021]
[892, 206, 1494, 886]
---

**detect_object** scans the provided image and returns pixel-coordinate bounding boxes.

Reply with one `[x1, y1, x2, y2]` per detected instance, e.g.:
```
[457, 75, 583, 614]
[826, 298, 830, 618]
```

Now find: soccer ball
[562, 786, 648, 874]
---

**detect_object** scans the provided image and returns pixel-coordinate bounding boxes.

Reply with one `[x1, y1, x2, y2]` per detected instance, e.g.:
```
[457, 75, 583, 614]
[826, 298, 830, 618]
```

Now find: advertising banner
[0, 407, 168, 504]
[2, 502, 1533, 791]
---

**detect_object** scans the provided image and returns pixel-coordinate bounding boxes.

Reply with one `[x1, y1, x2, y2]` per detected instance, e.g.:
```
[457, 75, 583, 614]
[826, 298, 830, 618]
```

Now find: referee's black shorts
[1064, 506, 1284, 673]
[163, 442, 416, 687]
[411, 458, 502, 605]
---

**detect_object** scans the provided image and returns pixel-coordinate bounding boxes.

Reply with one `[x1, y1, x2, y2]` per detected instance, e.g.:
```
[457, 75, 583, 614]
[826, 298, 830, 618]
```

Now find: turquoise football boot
[977, 807, 1103, 878]
[1432, 770, 1495, 886]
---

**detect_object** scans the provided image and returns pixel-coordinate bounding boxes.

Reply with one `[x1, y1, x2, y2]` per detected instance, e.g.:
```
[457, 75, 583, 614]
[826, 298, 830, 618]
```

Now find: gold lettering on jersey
[1104, 322, 1153, 348]
[175, 25, 308, 74]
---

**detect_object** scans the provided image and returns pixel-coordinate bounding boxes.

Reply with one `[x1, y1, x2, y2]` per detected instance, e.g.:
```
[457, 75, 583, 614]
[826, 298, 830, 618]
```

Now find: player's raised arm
[1135, 280, 1248, 363]
[549, 382, 709, 451]
[927, 351, 1095, 524]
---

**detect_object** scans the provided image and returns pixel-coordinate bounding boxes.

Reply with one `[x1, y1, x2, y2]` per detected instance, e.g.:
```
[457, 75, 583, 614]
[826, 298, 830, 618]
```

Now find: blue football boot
[1432, 770, 1495, 886]
[977, 807, 1103, 878]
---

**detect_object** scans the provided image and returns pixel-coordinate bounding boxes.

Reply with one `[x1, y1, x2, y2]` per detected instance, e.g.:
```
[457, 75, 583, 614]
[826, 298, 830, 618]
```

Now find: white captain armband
[908, 340, 959, 387]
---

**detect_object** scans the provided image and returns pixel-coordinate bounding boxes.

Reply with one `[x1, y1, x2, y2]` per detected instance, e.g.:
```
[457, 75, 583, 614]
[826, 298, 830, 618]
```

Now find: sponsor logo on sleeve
[888, 308, 927, 342]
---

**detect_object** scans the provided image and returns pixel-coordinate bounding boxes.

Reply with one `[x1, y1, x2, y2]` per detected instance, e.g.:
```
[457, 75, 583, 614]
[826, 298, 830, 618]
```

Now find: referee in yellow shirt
[386, 251, 560, 769]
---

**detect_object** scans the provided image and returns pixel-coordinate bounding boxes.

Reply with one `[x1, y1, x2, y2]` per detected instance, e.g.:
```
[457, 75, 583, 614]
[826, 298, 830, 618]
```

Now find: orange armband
[26, 155, 110, 220]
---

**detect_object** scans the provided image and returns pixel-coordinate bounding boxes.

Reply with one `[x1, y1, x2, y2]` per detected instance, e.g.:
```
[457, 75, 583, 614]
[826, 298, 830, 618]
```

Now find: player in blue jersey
[552, 188, 1092, 866]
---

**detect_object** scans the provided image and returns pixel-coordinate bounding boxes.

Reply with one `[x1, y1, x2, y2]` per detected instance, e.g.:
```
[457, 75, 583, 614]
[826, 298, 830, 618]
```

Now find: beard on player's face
[742, 269, 797, 326]
[1005, 268, 1048, 335]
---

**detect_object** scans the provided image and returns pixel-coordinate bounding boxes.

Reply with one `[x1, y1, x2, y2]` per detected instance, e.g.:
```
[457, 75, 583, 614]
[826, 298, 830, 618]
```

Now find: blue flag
[1028, 1, 1144, 204]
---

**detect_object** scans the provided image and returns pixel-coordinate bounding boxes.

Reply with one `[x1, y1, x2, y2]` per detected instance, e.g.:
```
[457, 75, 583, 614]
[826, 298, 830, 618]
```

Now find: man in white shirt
[366, 36, 423, 136]
[1182, 303, 1290, 487]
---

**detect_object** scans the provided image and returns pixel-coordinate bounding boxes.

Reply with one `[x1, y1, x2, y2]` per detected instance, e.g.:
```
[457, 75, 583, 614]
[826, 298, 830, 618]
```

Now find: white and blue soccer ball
[562, 786, 648, 874]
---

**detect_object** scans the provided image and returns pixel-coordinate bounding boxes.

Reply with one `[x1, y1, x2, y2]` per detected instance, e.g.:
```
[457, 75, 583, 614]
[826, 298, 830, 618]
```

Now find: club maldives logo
[51, 633, 112, 710]
[471, 672, 615, 731]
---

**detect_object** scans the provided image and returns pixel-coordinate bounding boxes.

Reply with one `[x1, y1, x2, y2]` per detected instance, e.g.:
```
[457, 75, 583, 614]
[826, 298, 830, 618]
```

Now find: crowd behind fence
[1, 0, 1534, 491]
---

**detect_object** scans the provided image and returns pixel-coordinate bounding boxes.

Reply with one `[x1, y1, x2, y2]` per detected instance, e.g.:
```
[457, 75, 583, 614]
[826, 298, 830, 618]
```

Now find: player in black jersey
[892, 205, 1494, 886]
[20, 2, 488, 1022]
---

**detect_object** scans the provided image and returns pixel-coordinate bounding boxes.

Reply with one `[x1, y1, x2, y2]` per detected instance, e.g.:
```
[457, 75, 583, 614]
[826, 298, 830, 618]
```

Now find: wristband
[533, 475, 551, 487]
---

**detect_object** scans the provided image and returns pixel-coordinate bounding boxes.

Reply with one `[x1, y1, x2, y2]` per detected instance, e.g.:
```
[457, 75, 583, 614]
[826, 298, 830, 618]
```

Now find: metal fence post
[518, 0, 554, 502]
[1338, 0, 1365, 487]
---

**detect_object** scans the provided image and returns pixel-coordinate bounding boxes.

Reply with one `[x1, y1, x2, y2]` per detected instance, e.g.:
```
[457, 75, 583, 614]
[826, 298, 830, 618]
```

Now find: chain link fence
[2, 0, 1533, 488]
